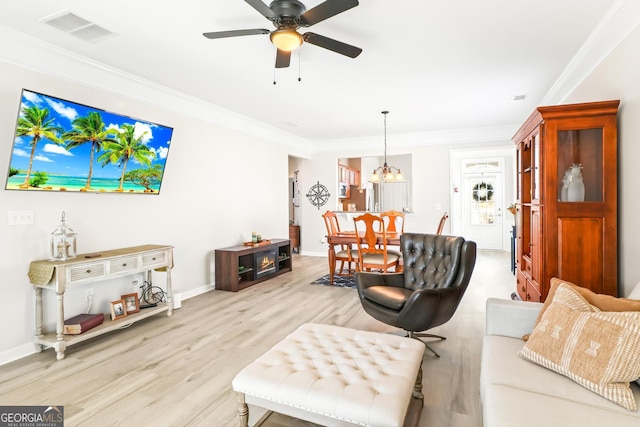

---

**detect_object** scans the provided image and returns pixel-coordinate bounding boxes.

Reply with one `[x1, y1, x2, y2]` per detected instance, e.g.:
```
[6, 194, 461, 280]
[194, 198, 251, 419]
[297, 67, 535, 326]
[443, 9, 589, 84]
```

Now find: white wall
[0, 61, 294, 363]
[562, 21, 640, 296]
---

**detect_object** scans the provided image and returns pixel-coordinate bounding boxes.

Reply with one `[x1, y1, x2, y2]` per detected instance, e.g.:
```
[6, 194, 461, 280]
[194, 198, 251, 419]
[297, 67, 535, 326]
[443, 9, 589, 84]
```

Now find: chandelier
[369, 111, 404, 183]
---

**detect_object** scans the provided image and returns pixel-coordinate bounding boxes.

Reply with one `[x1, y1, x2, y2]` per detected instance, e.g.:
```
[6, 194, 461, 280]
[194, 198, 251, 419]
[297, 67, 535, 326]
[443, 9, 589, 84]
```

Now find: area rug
[310, 273, 356, 288]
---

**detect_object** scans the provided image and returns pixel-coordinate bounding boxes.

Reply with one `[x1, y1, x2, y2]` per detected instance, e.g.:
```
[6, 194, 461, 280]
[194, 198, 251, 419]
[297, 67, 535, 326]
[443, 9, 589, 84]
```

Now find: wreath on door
[472, 181, 494, 201]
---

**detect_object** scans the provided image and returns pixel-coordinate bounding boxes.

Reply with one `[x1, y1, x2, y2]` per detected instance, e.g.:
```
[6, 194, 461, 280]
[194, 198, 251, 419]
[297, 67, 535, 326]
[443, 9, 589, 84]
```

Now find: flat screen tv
[5, 89, 173, 194]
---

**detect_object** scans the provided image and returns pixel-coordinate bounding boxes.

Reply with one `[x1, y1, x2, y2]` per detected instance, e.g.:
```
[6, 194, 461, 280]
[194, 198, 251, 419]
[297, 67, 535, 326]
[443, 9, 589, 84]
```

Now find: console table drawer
[69, 263, 106, 282]
[142, 251, 167, 268]
[110, 256, 138, 274]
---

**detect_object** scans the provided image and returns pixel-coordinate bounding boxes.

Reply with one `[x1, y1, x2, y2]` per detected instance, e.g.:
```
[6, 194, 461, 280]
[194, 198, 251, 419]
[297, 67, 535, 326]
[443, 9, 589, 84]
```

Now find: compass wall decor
[306, 181, 330, 209]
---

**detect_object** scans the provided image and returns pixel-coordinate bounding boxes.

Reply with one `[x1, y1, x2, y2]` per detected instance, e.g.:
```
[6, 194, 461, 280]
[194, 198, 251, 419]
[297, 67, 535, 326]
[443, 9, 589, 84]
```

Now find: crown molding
[0, 25, 312, 154]
[541, 0, 640, 105]
[311, 124, 518, 153]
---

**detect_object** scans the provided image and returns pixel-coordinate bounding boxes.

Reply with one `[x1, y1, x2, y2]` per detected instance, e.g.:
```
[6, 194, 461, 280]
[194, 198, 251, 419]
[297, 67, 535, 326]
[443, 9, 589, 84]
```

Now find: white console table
[28, 244, 174, 360]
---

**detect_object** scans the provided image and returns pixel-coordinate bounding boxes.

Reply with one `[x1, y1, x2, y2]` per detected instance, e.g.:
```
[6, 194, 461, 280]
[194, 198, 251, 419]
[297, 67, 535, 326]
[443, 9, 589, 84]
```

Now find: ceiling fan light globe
[270, 29, 303, 51]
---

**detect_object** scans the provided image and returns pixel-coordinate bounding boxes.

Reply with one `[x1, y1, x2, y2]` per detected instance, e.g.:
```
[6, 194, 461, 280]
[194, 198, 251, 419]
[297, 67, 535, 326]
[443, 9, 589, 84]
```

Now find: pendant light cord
[382, 111, 389, 166]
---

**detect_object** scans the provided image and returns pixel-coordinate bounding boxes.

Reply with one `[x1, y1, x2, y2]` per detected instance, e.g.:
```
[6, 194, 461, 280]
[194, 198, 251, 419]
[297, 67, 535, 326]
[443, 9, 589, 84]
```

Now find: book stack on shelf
[63, 313, 105, 335]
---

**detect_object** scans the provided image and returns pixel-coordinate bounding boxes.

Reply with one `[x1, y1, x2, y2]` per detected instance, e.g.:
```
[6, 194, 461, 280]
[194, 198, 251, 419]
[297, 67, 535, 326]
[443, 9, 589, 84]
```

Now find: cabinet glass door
[532, 133, 540, 202]
[557, 128, 603, 202]
[516, 144, 522, 202]
[521, 140, 532, 204]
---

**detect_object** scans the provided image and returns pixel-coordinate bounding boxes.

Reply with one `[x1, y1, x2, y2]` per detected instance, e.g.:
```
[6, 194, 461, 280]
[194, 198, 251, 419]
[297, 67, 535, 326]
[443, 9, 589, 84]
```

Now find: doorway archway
[450, 147, 515, 250]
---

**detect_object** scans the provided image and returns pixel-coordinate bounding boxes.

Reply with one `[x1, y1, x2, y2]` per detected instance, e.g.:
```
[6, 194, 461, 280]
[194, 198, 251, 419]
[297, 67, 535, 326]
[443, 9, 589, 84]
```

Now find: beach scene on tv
[5, 89, 173, 194]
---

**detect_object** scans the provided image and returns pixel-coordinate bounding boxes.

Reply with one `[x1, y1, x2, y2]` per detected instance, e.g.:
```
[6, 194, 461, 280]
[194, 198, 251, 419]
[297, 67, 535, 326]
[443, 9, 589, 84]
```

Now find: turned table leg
[328, 244, 336, 285]
[34, 287, 44, 352]
[166, 266, 173, 317]
[236, 392, 249, 427]
[55, 291, 66, 360]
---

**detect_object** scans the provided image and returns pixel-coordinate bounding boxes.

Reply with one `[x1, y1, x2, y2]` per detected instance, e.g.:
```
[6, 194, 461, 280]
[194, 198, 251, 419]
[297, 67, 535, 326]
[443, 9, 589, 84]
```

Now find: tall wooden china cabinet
[513, 100, 619, 302]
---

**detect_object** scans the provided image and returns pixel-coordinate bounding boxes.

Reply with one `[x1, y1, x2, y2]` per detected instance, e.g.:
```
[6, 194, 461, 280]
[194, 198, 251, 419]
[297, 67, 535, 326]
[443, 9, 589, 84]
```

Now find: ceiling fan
[203, 0, 362, 68]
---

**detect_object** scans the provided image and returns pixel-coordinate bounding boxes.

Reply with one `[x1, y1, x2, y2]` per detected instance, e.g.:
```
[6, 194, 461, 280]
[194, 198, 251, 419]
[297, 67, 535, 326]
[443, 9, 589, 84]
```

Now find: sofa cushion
[534, 278, 640, 327]
[483, 384, 640, 427]
[519, 283, 640, 410]
[533, 279, 640, 388]
[481, 334, 640, 417]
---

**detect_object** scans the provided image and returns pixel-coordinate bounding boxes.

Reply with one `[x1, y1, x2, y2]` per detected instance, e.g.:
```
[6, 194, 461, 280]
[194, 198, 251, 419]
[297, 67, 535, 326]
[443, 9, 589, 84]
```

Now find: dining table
[325, 231, 401, 284]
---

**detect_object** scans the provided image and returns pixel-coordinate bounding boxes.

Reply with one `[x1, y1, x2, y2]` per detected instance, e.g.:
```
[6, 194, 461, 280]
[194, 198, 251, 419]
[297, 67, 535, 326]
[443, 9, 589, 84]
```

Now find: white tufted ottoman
[232, 323, 425, 427]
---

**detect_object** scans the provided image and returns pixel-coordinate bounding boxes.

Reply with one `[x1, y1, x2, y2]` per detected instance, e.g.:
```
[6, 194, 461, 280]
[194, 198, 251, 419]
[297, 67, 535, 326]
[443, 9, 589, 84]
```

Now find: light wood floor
[0, 250, 514, 427]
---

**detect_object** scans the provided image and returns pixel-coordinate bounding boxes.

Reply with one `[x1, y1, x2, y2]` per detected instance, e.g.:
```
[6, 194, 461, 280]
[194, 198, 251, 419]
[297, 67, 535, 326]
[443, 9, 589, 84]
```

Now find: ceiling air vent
[41, 10, 115, 43]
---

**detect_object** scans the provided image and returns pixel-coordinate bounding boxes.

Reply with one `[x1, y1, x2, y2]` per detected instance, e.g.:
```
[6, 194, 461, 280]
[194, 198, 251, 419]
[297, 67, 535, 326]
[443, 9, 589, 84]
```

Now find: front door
[462, 172, 503, 250]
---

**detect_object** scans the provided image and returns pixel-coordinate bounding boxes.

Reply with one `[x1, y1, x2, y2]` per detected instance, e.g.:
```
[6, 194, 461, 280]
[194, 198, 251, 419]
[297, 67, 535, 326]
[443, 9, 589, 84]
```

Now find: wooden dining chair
[322, 211, 357, 284]
[380, 210, 405, 234]
[353, 213, 400, 273]
[436, 212, 449, 235]
[380, 209, 404, 264]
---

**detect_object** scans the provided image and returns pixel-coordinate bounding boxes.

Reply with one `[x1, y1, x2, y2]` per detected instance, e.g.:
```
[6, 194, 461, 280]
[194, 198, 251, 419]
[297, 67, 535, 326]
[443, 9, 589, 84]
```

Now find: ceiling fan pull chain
[298, 50, 302, 82]
[273, 66, 277, 85]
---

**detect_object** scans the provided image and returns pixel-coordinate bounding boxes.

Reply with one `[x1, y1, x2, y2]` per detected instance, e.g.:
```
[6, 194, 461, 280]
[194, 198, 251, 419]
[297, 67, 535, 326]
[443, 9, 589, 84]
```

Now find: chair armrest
[485, 298, 543, 338]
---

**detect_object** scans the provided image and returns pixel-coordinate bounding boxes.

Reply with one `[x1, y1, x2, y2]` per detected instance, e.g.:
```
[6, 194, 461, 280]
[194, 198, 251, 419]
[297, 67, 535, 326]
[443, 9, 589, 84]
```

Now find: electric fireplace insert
[254, 249, 277, 279]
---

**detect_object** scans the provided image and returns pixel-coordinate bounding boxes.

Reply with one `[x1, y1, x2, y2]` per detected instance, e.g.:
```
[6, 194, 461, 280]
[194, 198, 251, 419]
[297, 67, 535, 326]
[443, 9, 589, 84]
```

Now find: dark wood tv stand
[214, 239, 291, 292]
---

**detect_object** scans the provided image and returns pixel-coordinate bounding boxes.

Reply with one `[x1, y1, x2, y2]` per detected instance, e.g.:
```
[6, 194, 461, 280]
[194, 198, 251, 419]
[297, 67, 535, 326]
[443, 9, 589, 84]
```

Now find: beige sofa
[480, 298, 640, 427]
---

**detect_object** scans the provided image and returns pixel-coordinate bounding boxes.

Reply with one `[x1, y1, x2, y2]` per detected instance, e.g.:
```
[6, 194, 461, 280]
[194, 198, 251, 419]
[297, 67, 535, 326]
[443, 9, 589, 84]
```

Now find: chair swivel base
[408, 331, 446, 358]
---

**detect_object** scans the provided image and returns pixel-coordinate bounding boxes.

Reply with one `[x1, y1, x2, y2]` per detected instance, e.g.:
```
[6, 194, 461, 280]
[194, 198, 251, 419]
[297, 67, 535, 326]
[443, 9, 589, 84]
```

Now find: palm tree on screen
[62, 111, 118, 189]
[15, 105, 63, 187]
[98, 123, 155, 191]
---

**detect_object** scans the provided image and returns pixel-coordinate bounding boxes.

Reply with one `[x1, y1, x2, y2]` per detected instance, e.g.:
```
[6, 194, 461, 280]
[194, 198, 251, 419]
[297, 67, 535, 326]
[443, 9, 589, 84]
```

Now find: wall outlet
[132, 280, 139, 289]
[85, 288, 94, 298]
[8, 210, 34, 225]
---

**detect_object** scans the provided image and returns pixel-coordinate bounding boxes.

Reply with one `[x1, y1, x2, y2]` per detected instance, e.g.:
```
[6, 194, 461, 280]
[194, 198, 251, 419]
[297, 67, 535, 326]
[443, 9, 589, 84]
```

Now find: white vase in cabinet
[566, 164, 585, 202]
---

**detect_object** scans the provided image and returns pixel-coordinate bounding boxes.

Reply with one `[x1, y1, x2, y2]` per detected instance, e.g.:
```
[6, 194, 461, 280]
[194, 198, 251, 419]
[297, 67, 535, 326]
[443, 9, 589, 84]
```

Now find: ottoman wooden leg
[236, 391, 249, 427]
[413, 365, 424, 401]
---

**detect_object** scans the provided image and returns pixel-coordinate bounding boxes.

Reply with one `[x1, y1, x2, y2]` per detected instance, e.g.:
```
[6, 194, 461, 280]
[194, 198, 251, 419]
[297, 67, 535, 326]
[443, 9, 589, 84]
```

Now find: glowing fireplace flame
[260, 256, 275, 270]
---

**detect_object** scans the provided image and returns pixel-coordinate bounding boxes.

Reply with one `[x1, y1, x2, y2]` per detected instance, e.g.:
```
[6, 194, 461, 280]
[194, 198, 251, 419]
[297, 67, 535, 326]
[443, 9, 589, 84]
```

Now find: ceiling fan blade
[302, 32, 362, 58]
[300, 0, 359, 26]
[275, 49, 291, 68]
[244, 0, 277, 19]
[203, 29, 270, 39]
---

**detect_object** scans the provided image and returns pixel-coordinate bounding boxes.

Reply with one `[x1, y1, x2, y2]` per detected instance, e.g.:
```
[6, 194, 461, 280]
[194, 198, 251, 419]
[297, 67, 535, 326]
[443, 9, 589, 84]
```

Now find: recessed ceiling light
[511, 94, 526, 102]
[41, 10, 115, 43]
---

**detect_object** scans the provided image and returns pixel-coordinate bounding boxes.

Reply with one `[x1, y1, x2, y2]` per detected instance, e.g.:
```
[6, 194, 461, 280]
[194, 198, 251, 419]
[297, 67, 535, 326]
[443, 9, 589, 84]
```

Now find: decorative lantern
[49, 211, 77, 261]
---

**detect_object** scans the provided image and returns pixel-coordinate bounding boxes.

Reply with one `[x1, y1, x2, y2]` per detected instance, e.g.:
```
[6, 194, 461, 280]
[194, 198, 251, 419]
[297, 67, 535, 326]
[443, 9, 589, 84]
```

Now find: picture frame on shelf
[110, 299, 127, 320]
[121, 293, 140, 314]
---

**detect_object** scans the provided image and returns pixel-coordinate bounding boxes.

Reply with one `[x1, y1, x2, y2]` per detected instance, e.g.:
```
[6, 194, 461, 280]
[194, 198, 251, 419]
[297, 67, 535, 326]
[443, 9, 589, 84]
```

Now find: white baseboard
[299, 250, 325, 257]
[178, 284, 215, 301]
[0, 343, 39, 367]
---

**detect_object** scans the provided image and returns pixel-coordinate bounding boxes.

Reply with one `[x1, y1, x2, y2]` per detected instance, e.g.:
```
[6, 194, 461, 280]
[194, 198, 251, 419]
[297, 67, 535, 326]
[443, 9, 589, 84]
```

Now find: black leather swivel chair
[355, 233, 477, 357]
